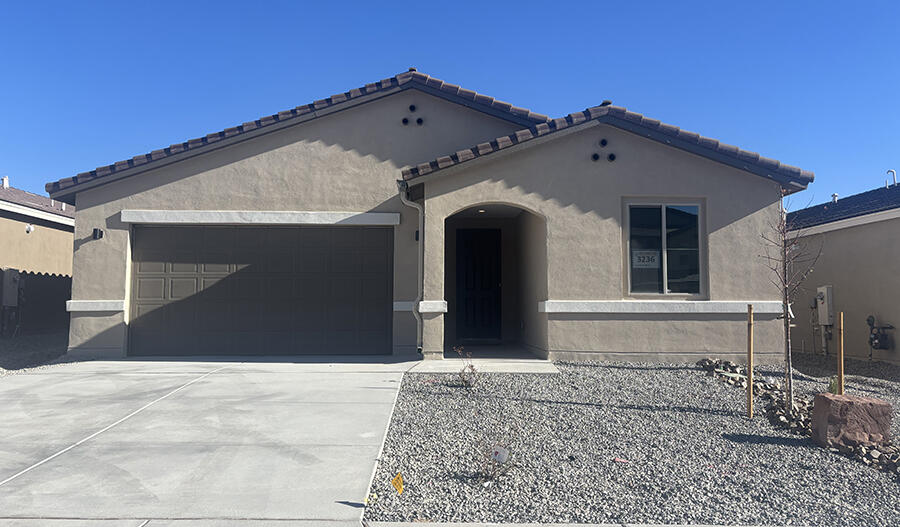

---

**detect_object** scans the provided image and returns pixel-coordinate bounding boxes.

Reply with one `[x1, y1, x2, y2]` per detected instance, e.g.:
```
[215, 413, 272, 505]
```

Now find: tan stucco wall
[515, 210, 548, 353]
[421, 122, 785, 362]
[66, 90, 521, 358]
[0, 212, 73, 276]
[790, 216, 900, 364]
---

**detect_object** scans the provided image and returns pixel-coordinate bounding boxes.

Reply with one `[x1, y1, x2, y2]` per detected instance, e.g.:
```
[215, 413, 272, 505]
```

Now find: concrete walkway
[0, 357, 418, 526]
[408, 358, 559, 374]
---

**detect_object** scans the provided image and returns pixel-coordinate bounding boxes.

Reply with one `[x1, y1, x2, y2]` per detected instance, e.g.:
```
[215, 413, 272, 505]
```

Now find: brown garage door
[129, 226, 392, 356]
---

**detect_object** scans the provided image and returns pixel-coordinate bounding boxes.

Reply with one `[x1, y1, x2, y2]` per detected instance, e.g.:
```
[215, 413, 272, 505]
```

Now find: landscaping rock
[812, 393, 893, 448]
[367, 361, 900, 525]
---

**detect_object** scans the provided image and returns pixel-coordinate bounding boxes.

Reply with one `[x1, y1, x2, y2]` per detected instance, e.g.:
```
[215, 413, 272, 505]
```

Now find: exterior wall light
[24, 224, 34, 234]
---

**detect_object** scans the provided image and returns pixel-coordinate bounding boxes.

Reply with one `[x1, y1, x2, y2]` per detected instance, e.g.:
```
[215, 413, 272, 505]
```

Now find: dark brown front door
[456, 228, 501, 342]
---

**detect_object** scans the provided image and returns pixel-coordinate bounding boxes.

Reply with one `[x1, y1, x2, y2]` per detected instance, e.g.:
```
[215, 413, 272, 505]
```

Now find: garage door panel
[201, 256, 231, 274]
[137, 278, 166, 301]
[263, 301, 294, 330]
[265, 278, 293, 299]
[232, 277, 264, 299]
[295, 305, 326, 329]
[130, 226, 391, 356]
[136, 255, 166, 273]
[197, 301, 231, 331]
[331, 228, 362, 247]
[200, 277, 230, 299]
[361, 250, 389, 274]
[266, 251, 294, 274]
[295, 277, 327, 300]
[332, 250, 362, 273]
[170, 278, 198, 299]
[166, 300, 197, 331]
[296, 248, 328, 272]
[297, 228, 331, 246]
[234, 250, 264, 271]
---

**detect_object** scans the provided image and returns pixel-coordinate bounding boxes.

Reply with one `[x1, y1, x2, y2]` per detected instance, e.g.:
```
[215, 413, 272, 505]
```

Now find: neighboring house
[46, 69, 813, 361]
[788, 183, 900, 363]
[0, 176, 75, 275]
[0, 176, 75, 335]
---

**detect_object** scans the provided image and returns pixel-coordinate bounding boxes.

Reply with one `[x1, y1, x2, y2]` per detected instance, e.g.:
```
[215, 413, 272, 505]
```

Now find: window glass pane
[666, 205, 699, 293]
[629, 206, 662, 293]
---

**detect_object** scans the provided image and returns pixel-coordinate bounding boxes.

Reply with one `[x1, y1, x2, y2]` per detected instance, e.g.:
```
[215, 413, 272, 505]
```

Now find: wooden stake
[747, 303, 754, 419]
[837, 311, 845, 395]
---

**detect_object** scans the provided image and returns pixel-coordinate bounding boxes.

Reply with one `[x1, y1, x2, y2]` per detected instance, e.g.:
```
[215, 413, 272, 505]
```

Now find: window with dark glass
[629, 204, 700, 294]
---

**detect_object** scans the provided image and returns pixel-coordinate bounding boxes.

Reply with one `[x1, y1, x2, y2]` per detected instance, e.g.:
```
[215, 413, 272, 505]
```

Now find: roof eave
[404, 113, 814, 193]
[47, 73, 549, 201]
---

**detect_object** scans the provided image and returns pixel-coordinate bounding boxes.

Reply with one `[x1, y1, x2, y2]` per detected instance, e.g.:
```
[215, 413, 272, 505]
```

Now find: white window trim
[539, 300, 781, 314]
[625, 201, 704, 297]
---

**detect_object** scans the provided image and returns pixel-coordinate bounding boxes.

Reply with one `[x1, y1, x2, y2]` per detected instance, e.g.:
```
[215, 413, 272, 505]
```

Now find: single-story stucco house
[788, 181, 899, 363]
[46, 69, 813, 361]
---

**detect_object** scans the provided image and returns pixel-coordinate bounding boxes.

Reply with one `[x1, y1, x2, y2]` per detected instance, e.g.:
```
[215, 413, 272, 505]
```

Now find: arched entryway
[443, 203, 547, 358]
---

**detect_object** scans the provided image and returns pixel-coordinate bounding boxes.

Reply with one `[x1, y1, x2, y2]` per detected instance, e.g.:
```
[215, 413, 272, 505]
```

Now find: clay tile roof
[0, 184, 75, 218]
[787, 184, 900, 229]
[46, 70, 549, 198]
[402, 105, 814, 192]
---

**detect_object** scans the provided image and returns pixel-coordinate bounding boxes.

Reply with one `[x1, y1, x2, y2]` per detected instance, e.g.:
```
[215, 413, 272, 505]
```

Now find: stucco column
[420, 204, 446, 359]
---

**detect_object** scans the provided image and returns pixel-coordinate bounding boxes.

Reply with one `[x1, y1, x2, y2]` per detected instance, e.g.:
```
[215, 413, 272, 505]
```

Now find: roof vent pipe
[1, 176, 8, 189]
[831, 193, 839, 203]
[888, 169, 897, 187]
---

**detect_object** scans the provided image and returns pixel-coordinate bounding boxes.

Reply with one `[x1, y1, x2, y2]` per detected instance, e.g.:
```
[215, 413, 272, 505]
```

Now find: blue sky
[2, 1, 898, 209]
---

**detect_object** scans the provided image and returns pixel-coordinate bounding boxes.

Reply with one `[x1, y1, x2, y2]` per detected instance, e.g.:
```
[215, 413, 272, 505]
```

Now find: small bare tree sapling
[760, 191, 822, 415]
[454, 345, 478, 388]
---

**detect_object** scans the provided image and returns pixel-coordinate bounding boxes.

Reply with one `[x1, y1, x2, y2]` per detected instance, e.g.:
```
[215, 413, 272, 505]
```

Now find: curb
[365, 522, 785, 527]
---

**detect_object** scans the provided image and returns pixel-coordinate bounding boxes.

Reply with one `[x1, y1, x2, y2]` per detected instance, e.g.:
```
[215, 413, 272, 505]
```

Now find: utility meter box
[816, 285, 834, 326]
[1, 270, 20, 307]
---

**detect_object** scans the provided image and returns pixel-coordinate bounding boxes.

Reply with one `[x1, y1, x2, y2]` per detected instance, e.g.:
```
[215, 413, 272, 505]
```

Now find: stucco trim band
[538, 300, 782, 314]
[393, 301, 415, 311]
[66, 300, 126, 312]
[793, 207, 900, 237]
[418, 300, 448, 313]
[119, 210, 401, 226]
[0, 199, 75, 227]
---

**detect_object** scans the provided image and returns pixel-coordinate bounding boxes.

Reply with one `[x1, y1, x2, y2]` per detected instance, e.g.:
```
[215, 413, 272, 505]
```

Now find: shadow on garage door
[128, 225, 393, 356]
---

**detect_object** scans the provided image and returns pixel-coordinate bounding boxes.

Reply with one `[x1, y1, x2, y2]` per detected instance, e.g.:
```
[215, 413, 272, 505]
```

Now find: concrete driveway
[0, 357, 416, 526]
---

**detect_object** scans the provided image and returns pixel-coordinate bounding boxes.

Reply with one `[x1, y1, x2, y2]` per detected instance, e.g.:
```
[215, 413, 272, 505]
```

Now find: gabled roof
[46, 70, 549, 201]
[403, 104, 814, 192]
[0, 184, 75, 219]
[787, 184, 900, 229]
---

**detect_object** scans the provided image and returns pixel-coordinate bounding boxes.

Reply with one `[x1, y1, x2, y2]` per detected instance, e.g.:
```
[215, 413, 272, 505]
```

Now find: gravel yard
[365, 359, 900, 526]
[0, 331, 68, 378]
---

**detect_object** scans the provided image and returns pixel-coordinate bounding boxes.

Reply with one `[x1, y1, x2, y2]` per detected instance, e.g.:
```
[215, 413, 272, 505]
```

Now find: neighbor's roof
[403, 104, 814, 192]
[787, 184, 900, 229]
[46, 69, 549, 200]
[0, 185, 75, 219]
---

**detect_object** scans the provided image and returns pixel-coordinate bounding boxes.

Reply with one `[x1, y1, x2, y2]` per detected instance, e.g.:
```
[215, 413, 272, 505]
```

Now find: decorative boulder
[811, 393, 893, 448]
